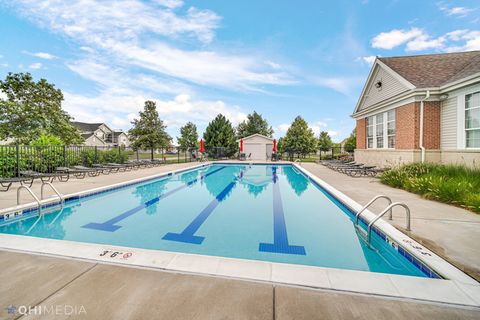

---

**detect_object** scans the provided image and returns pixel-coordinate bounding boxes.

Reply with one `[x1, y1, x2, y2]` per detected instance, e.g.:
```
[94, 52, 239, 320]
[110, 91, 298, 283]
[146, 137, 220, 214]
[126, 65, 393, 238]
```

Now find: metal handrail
[355, 195, 392, 225]
[367, 202, 411, 243]
[17, 185, 42, 215]
[41, 182, 64, 205]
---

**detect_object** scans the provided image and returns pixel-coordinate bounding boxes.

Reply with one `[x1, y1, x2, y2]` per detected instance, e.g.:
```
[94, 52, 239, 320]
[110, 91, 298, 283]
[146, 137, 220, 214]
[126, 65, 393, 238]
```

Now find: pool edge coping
[0, 233, 478, 308]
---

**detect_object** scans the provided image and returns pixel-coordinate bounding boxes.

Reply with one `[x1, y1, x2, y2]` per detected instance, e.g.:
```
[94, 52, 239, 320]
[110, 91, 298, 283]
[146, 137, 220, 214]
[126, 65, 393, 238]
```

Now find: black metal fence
[0, 145, 198, 178]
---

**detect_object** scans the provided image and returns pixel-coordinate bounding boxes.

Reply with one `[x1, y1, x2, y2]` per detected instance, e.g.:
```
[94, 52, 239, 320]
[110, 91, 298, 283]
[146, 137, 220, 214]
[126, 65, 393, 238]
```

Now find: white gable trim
[237, 133, 274, 142]
[353, 59, 416, 115]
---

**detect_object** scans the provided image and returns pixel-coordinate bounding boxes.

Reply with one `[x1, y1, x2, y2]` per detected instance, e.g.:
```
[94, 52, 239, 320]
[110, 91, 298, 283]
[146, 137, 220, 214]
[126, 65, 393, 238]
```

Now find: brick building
[352, 51, 480, 168]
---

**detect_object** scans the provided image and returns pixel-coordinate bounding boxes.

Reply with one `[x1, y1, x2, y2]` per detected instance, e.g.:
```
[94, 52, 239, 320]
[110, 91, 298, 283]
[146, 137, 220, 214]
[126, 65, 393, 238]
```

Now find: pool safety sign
[99, 249, 133, 261]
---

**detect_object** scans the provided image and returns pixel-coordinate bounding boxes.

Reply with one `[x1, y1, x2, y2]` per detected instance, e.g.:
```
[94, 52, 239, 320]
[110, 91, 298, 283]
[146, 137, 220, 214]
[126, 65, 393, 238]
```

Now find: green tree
[344, 130, 356, 152]
[30, 134, 63, 146]
[236, 111, 274, 138]
[283, 116, 316, 157]
[128, 100, 172, 160]
[0, 72, 83, 144]
[276, 137, 285, 154]
[203, 114, 237, 157]
[318, 131, 333, 151]
[177, 122, 198, 152]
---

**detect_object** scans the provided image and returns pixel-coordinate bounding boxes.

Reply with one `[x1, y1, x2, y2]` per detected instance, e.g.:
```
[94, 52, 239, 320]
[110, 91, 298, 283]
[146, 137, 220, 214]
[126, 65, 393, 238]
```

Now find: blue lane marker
[259, 167, 306, 255]
[163, 169, 244, 244]
[82, 166, 227, 232]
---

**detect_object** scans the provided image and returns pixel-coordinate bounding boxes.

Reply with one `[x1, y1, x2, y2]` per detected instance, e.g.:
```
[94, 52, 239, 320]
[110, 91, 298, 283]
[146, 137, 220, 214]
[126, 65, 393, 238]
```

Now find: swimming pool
[0, 164, 435, 278]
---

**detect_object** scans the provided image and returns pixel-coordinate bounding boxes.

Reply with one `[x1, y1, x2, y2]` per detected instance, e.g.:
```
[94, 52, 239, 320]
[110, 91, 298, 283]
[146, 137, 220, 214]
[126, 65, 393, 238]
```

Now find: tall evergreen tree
[236, 111, 274, 138]
[177, 122, 198, 152]
[283, 116, 316, 156]
[0, 72, 83, 144]
[128, 100, 172, 159]
[318, 131, 333, 150]
[203, 114, 237, 157]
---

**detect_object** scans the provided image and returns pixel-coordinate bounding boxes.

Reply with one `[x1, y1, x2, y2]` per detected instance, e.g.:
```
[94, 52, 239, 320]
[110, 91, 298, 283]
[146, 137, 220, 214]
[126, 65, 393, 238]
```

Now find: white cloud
[406, 35, 445, 51]
[312, 76, 364, 95]
[371, 28, 480, 52]
[11, 0, 293, 92]
[275, 120, 333, 138]
[23, 51, 57, 60]
[28, 62, 42, 69]
[357, 55, 376, 65]
[371, 28, 423, 49]
[64, 91, 247, 135]
[439, 4, 475, 17]
[265, 60, 281, 69]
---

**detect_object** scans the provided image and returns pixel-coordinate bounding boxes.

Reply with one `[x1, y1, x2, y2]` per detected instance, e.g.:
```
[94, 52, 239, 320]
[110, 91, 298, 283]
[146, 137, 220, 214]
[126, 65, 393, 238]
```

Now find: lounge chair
[20, 170, 69, 182]
[72, 165, 103, 176]
[0, 177, 34, 192]
[92, 164, 115, 174]
[56, 167, 95, 179]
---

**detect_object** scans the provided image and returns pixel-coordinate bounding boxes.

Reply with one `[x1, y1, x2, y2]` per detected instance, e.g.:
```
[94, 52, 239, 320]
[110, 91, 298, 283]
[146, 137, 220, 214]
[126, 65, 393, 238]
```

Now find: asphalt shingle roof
[378, 50, 480, 88]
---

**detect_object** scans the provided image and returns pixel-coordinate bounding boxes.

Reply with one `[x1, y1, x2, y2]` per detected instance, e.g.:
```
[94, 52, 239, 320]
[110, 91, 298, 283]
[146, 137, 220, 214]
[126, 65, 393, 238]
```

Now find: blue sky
[0, 0, 479, 142]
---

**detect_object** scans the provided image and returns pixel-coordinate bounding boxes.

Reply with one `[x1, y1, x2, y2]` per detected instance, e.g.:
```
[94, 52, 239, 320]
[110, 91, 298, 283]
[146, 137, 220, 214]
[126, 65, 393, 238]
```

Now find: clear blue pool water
[0, 164, 428, 277]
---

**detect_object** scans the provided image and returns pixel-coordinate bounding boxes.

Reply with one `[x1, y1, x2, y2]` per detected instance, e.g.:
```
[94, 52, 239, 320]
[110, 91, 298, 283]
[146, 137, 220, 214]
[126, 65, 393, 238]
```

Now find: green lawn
[380, 163, 480, 213]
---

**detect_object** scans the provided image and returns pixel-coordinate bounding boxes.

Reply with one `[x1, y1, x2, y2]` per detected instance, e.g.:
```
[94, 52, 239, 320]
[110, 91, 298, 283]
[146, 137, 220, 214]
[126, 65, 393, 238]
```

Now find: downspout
[419, 90, 430, 163]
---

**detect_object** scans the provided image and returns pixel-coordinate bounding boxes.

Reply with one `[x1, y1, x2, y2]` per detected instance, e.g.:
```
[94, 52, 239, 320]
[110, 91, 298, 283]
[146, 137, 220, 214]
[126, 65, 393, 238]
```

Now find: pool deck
[1, 161, 480, 318]
[1, 250, 479, 320]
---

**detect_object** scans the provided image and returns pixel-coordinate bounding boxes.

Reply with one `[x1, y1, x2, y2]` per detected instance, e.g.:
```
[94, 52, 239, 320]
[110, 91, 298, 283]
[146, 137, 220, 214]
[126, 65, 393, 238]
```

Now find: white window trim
[456, 86, 480, 150]
[464, 90, 480, 149]
[366, 111, 395, 149]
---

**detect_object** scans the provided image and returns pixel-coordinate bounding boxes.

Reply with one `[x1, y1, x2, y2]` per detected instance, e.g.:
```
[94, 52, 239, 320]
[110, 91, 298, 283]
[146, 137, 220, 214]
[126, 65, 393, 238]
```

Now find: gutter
[419, 90, 430, 163]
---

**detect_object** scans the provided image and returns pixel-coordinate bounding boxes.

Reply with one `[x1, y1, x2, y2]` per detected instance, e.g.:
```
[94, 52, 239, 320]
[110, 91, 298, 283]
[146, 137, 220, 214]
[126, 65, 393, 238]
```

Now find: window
[376, 114, 384, 148]
[366, 116, 374, 148]
[364, 110, 396, 149]
[465, 92, 480, 148]
[387, 110, 396, 148]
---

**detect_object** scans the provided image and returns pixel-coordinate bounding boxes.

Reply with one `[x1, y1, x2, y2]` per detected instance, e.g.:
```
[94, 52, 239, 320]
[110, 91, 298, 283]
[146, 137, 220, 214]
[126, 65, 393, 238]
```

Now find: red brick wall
[395, 101, 440, 150]
[396, 102, 419, 149]
[422, 101, 441, 149]
[356, 119, 366, 149]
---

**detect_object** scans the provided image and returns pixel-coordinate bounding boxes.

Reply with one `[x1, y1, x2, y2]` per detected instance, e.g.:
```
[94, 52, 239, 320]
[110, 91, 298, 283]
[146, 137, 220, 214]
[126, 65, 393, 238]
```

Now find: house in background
[352, 51, 480, 168]
[71, 122, 130, 147]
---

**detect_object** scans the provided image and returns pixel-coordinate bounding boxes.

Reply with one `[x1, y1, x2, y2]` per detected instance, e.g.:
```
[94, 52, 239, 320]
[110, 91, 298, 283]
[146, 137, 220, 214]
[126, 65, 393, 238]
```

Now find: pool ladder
[17, 182, 64, 216]
[355, 195, 411, 243]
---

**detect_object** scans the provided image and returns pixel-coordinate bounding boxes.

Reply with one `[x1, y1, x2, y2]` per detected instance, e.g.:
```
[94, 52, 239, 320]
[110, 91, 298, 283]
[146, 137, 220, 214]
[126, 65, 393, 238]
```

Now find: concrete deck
[302, 162, 480, 281]
[1, 251, 479, 320]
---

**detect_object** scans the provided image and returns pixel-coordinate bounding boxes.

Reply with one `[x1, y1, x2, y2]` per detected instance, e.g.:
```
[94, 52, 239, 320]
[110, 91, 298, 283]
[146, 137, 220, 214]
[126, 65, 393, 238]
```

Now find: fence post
[136, 149, 139, 161]
[63, 145, 67, 167]
[95, 146, 98, 164]
[15, 144, 19, 177]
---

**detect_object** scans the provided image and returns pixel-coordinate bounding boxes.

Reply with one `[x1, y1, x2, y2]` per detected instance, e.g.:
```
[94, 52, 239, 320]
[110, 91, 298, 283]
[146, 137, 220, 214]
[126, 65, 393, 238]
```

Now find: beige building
[352, 51, 480, 168]
[72, 122, 130, 147]
[238, 134, 274, 161]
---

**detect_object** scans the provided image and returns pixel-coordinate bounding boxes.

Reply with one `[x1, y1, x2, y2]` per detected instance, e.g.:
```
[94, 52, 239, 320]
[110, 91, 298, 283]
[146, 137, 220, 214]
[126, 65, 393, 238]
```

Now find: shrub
[380, 163, 480, 213]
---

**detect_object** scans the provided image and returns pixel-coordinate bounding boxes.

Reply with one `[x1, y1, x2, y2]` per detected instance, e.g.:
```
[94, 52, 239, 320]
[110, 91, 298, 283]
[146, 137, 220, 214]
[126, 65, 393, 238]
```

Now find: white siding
[358, 65, 410, 111]
[440, 96, 458, 149]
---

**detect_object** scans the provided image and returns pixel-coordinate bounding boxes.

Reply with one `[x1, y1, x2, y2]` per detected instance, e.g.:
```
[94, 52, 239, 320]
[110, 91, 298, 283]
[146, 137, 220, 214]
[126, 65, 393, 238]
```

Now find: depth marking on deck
[259, 167, 306, 255]
[81, 166, 227, 232]
[162, 169, 245, 244]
